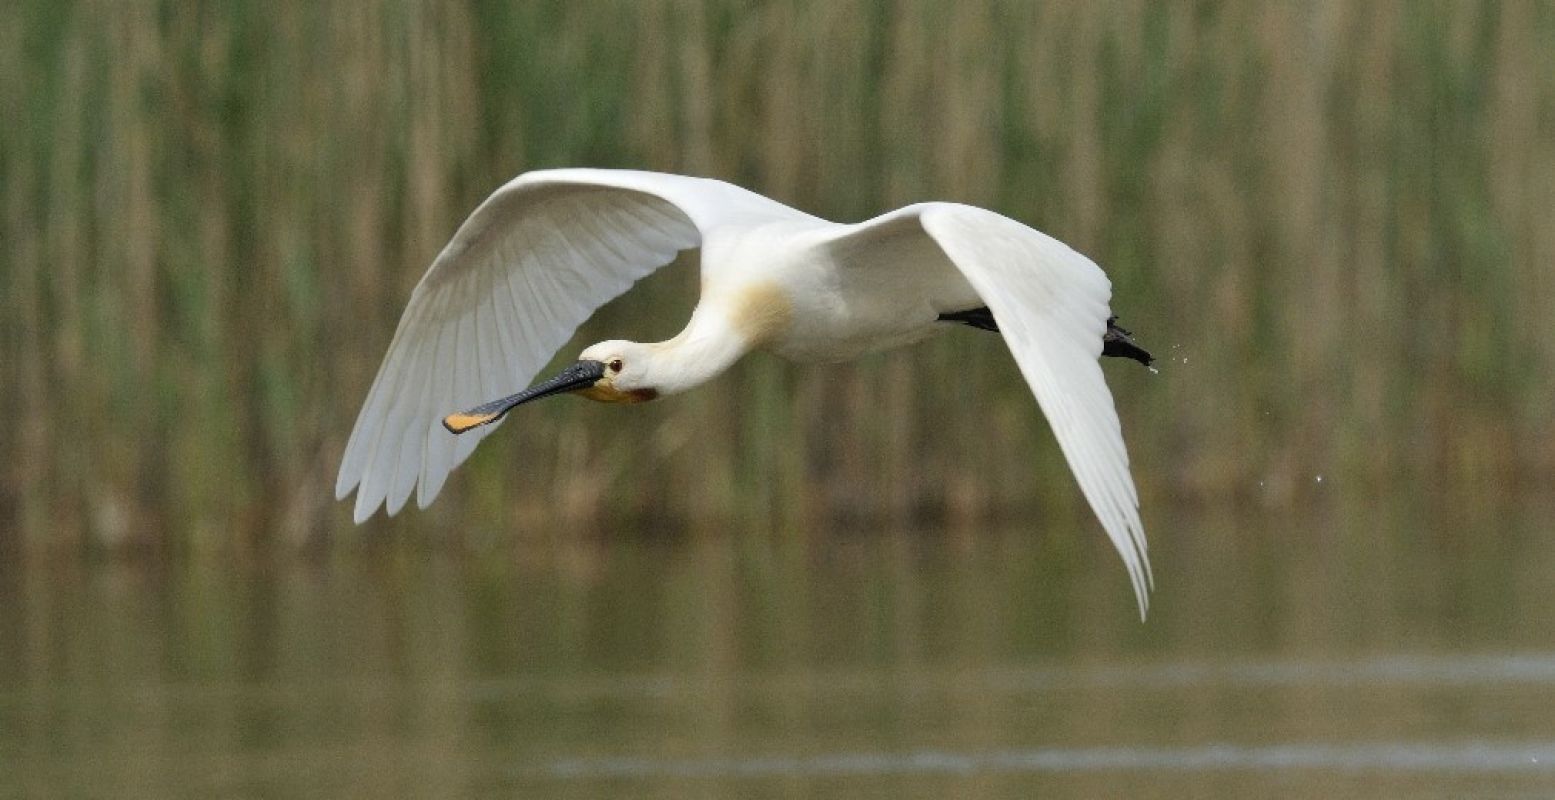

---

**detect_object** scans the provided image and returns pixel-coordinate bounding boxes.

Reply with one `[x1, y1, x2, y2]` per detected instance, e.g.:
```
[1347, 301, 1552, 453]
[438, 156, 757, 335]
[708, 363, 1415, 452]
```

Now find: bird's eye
[609, 359, 624, 373]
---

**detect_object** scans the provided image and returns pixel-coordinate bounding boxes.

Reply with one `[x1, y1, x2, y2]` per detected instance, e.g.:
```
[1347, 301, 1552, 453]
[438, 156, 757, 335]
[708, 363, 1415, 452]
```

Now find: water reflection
[545, 740, 1555, 778]
[2, 496, 1554, 798]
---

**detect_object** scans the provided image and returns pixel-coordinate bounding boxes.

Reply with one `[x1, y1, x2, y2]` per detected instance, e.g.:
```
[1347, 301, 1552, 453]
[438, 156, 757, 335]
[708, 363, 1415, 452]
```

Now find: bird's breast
[722, 281, 796, 345]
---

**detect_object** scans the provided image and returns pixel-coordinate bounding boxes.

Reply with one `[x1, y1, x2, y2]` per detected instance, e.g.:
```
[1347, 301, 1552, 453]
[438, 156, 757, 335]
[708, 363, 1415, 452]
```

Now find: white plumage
[337, 168, 1154, 616]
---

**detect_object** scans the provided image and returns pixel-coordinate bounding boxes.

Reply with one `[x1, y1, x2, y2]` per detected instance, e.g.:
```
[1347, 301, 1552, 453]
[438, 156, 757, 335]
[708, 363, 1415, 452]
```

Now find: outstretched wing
[337, 169, 814, 523]
[823, 203, 1152, 617]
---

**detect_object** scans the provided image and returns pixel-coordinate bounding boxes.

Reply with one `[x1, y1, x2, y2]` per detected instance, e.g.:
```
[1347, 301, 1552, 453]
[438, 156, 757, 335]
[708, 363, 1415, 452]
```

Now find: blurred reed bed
[1, 0, 1552, 553]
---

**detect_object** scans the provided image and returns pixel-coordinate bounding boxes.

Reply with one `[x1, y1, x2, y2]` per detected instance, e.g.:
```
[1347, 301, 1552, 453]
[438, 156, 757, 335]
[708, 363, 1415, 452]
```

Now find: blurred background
[3, 1, 1554, 797]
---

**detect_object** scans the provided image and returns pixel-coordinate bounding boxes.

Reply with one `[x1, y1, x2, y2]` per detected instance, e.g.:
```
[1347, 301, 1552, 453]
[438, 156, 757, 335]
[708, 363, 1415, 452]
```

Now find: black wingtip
[1103, 316, 1154, 367]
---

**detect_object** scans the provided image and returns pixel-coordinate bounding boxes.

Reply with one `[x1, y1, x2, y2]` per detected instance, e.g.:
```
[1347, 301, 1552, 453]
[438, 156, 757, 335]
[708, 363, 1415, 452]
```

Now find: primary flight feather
[337, 168, 1156, 616]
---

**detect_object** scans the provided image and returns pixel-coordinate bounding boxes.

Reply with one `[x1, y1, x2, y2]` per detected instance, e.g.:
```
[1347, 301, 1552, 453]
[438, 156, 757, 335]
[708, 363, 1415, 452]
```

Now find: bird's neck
[645, 304, 756, 395]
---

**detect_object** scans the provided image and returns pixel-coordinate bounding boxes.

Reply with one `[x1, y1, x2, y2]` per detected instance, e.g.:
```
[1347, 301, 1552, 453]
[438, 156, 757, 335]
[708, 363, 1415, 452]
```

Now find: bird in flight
[337, 169, 1156, 615]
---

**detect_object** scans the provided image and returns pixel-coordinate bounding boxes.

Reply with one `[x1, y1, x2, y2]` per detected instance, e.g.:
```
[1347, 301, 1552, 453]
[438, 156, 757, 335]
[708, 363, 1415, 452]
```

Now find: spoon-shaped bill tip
[443, 409, 502, 434]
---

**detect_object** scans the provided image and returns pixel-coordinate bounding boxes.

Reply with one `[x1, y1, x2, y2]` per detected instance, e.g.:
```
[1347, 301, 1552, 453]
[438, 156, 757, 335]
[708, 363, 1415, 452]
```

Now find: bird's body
[688, 215, 978, 364]
[338, 169, 1156, 615]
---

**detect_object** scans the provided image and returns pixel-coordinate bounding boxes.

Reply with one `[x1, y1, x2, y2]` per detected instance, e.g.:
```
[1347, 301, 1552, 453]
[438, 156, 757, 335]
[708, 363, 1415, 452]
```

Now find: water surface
[4, 497, 1554, 798]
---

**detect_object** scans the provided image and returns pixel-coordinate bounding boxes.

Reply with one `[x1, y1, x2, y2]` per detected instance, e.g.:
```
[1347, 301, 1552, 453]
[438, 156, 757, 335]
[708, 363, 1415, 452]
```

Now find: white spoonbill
[337, 169, 1156, 614]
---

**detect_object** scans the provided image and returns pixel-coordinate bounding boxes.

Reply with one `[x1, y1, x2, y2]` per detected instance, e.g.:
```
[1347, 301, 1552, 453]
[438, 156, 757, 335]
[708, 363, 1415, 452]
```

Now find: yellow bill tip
[442, 411, 497, 434]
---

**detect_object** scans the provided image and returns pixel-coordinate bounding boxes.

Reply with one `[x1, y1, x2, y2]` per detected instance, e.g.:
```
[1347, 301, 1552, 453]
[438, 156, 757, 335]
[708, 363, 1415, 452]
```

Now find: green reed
[2, 0, 1552, 552]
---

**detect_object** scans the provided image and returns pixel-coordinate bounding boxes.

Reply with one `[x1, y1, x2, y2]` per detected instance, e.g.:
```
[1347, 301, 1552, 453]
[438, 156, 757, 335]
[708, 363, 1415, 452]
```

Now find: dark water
[4, 496, 1555, 799]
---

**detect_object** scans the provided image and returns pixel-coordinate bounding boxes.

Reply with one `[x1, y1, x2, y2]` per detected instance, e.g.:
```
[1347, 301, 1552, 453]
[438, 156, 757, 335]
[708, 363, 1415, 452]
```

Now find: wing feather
[350, 297, 442, 521]
[338, 169, 810, 521]
[414, 291, 464, 510]
[383, 311, 441, 515]
[919, 204, 1152, 617]
[816, 202, 1152, 616]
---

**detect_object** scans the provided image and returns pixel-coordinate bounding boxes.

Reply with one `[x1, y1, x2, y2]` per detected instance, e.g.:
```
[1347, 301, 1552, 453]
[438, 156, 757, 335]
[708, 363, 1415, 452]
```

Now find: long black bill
[442, 360, 607, 434]
[1102, 316, 1154, 367]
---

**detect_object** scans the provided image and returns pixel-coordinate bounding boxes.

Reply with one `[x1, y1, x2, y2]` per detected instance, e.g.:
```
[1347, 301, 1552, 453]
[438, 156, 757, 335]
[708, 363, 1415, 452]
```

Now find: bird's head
[573, 340, 661, 404]
[441, 340, 659, 434]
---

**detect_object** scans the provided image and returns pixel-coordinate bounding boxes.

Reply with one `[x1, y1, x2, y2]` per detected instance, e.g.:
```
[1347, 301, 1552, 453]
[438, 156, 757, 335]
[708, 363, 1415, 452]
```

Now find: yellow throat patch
[577, 380, 658, 404]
